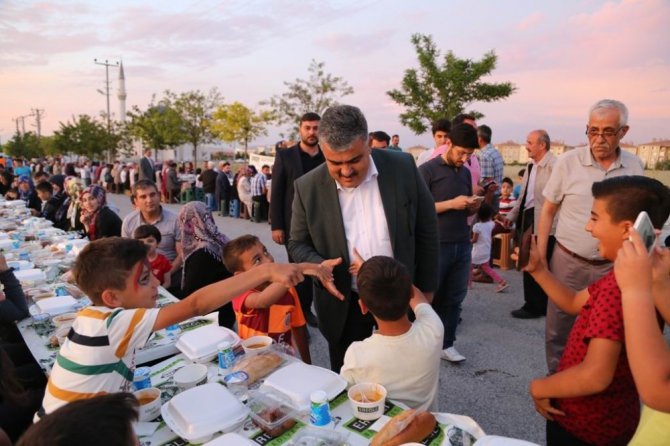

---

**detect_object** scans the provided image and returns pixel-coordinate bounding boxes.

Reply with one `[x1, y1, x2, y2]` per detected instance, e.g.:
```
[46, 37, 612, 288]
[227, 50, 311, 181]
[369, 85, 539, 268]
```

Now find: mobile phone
[631, 211, 657, 254]
[471, 196, 485, 203]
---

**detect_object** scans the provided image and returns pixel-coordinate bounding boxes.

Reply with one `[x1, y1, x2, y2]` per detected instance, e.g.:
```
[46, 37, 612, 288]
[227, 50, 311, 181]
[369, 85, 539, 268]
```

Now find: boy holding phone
[525, 175, 670, 445]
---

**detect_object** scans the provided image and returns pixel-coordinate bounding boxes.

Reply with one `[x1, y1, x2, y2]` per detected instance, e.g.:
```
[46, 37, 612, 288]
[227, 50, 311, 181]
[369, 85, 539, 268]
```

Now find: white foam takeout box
[260, 361, 348, 411]
[160, 382, 249, 444]
[175, 324, 240, 363]
[13, 268, 47, 284]
[34, 295, 78, 316]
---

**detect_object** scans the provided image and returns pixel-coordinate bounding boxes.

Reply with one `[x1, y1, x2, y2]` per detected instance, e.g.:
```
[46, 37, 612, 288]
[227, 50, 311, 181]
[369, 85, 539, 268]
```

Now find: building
[497, 141, 525, 165]
[407, 145, 429, 161]
[636, 140, 670, 168]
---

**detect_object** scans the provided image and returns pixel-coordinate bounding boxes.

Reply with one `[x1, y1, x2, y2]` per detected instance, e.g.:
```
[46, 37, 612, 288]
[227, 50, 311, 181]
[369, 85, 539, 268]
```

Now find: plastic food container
[290, 427, 348, 445]
[247, 390, 299, 437]
[133, 387, 162, 421]
[241, 335, 273, 355]
[176, 325, 240, 363]
[347, 382, 387, 421]
[173, 363, 208, 390]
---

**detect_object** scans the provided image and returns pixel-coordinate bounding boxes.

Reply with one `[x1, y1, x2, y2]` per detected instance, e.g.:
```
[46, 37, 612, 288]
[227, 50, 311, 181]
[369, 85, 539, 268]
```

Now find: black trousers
[520, 209, 555, 316]
[327, 292, 375, 373]
[547, 420, 594, 446]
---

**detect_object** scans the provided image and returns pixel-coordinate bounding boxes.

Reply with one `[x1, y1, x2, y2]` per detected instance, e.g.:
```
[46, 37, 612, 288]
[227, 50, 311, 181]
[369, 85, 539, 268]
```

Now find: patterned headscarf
[65, 177, 83, 226]
[178, 202, 230, 287]
[79, 185, 107, 240]
[17, 175, 34, 201]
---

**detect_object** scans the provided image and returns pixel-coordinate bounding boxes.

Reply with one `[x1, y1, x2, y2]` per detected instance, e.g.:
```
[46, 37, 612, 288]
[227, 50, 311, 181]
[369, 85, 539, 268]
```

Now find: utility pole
[93, 59, 119, 133]
[31, 108, 44, 138]
[12, 118, 20, 134]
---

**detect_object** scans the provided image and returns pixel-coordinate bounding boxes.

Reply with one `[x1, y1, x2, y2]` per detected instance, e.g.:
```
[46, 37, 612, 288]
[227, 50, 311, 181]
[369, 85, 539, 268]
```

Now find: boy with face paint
[38, 237, 324, 418]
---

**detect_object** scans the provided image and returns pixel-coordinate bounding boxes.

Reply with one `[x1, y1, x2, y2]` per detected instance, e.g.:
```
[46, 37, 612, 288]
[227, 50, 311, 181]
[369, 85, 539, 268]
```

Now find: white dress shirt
[336, 157, 393, 289]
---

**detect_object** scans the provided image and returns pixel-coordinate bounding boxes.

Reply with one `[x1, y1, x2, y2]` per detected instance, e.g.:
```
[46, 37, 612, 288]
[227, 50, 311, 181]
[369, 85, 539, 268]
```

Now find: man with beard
[270, 112, 323, 327]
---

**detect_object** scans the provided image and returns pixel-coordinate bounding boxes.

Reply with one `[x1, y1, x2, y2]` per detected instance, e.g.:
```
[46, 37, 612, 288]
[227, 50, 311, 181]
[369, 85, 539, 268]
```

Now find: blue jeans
[433, 241, 471, 349]
[205, 193, 216, 212]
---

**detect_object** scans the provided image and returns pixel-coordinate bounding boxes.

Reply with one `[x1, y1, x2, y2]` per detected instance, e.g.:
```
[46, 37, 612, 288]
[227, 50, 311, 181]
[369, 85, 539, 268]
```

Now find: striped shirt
[250, 173, 267, 197]
[232, 287, 306, 345]
[40, 306, 160, 416]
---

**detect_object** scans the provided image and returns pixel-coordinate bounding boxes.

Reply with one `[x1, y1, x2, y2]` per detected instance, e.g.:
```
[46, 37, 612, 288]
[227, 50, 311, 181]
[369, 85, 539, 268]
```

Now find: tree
[210, 102, 273, 159]
[264, 60, 354, 138]
[127, 96, 187, 156]
[387, 34, 516, 134]
[53, 115, 115, 159]
[164, 88, 223, 165]
[4, 132, 43, 159]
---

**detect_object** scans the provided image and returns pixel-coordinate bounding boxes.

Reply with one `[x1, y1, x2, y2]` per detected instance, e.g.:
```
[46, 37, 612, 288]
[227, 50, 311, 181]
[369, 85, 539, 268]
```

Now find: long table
[138, 353, 487, 446]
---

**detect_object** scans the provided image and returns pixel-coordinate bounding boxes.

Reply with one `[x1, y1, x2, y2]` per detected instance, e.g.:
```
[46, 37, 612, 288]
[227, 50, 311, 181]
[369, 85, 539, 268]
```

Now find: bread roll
[371, 409, 437, 446]
[232, 352, 282, 384]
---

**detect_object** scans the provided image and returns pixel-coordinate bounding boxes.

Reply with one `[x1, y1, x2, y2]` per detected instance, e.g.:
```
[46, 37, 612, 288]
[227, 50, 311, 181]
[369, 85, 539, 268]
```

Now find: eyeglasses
[585, 127, 625, 138]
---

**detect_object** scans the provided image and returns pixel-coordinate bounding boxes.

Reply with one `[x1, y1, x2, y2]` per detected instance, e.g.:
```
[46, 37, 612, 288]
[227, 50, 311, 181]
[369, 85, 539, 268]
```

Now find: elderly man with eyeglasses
[535, 99, 644, 374]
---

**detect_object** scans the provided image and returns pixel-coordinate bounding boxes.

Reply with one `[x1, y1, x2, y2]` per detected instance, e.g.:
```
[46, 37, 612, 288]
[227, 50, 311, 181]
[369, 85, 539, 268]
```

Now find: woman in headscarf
[17, 176, 41, 215]
[178, 201, 234, 328]
[61, 177, 85, 233]
[79, 185, 121, 240]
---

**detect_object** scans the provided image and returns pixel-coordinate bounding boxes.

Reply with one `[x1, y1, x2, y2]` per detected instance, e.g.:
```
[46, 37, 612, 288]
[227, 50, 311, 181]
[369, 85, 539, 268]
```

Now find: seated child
[471, 204, 509, 292]
[340, 256, 444, 411]
[35, 181, 65, 224]
[496, 177, 516, 221]
[39, 237, 314, 417]
[614, 227, 670, 445]
[513, 168, 525, 200]
[223, 235, 311, 364]
[526, 176, 670, 446]
[132, 224, 172, 289]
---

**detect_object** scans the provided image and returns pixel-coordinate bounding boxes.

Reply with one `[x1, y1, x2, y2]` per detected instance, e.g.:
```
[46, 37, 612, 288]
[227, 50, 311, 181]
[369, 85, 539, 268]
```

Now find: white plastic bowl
[134, 387, 162, 421]
[242, 335, 273, 355]
[173, 363, 208, 390]
[347, 382, 387, 421]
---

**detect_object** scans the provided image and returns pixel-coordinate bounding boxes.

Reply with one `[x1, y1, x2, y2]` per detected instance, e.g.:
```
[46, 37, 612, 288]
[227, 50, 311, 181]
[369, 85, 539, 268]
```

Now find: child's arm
[471, 232, 479, 244]
[244, 263, 332, 309]
[524, 237, 589, 315]
[409, 285, 429, 309]
[161, 272, 171, 289]
[292, 325, 312, 364]
[153, 263, 304, 330]
[615, 230, 670, 411]
[530, 337, 622, 419]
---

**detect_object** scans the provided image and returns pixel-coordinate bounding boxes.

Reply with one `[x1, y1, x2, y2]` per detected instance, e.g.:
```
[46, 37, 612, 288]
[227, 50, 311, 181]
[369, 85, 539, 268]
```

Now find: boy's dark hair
[477, 125, 492, 144]
[35, 181, 53, 194]
[431, 118, 451, 136]
[223, 234, 261, 272]
[452, 113, 476, 126]
[370, 131, 391, 145]
[300, 112, 321, 123]
[357, 256, 412, 321]
[132, 224, 162, 243]
[477, 203, 494, 221]
[72, 237, 148, 305]
[592, 176, 670, 228]
[34, 171, 49, 181]
[17, 393, 138, 446]
[502, 177, 514, 187]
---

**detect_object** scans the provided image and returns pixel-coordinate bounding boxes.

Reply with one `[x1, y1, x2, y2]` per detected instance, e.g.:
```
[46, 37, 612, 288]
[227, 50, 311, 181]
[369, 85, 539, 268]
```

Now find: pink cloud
[515, 12, 545, 30]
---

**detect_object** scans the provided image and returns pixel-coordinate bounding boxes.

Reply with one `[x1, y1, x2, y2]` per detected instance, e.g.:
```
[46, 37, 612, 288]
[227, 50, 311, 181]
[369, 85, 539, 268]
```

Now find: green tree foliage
[210, 102, 273, 158]
[264, 60, 354, 138]
[53, 115, 115, 158]
[5, 132, 43, 159]
[387, 34, 516, 134]
[127, 96, 187, 154]
[164, 88, 223, 165]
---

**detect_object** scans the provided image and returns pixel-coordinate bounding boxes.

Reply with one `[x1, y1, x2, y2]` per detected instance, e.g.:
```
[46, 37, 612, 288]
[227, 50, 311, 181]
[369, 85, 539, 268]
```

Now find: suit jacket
[506, 151, 557, 234]
[288, 149, 439, 343]
[139, 156, 155, 183]
[270, 144, 323, 234]
[215, 171, 232, 204]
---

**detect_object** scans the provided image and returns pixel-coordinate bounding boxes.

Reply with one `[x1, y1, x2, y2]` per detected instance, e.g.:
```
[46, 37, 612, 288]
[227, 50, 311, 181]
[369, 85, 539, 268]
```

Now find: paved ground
[109, 194, 550, 445]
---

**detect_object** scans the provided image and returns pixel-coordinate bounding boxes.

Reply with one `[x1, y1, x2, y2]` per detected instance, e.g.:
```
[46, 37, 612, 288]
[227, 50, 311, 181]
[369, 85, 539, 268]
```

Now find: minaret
[117, 61, 126, 123]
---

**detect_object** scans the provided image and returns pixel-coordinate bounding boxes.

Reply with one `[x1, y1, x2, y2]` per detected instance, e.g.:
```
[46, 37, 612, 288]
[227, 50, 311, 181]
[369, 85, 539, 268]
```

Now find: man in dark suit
[270, 112, 323, 327]
[139, 149, 155, 183]
[288, 105, 439, 372]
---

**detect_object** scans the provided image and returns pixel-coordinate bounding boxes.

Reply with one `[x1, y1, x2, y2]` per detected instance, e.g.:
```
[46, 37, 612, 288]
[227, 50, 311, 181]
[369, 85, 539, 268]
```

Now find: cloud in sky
[1, 0, 668, 147]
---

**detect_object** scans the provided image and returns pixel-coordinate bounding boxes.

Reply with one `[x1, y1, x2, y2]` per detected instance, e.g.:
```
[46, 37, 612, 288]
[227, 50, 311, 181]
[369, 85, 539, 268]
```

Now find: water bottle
[217, 341, 236, 376]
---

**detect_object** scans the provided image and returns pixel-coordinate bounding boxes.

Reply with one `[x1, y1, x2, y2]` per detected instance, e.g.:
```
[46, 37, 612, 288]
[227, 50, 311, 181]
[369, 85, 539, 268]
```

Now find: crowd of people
[1, 99, 670, 446]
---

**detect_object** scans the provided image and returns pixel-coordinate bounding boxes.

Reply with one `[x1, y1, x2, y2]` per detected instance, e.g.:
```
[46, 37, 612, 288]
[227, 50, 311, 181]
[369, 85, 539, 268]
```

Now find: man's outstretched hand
[319, 257, 345, 301]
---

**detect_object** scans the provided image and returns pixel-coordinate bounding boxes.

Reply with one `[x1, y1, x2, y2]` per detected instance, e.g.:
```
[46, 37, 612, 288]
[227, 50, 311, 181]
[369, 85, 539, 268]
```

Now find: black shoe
[305, 311, 318, 328]
[510, 308, 542, 319]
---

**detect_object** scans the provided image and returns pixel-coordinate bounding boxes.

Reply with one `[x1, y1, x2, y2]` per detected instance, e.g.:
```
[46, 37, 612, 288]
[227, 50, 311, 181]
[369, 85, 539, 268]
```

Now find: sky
[1, 0, 669, 150]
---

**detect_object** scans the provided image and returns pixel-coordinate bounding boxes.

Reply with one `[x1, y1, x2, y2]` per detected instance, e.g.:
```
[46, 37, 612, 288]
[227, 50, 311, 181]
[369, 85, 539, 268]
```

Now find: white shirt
[471, 221, 495, 265]
[340, 303, 444, 411]
[336, 157, 393, 289]
[524, 160, 537, 210]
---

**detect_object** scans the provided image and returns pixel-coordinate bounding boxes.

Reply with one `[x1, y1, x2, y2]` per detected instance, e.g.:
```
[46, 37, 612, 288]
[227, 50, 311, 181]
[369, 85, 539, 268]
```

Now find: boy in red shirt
[133, 224, 172, 288]
[526, 176, 670, 446]
[223, 235, 315, 364]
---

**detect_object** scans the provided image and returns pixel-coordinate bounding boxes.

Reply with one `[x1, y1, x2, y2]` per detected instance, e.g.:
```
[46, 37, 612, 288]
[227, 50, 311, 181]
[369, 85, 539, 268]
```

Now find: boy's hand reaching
[348, 248, 365, 277]
[615, 229, 653, 294]
[266, 263, 305, 288]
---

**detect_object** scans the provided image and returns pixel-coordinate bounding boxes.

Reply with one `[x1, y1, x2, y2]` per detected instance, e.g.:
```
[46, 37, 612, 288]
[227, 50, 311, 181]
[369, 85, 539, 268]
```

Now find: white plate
[7, 260, 34, 270]
[203, 433, 256, 445]
[176, 324, 240, 363]
[261, 362, 347, 411]
[35, 295, 77, 315]
[160, 383, 249, 443]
